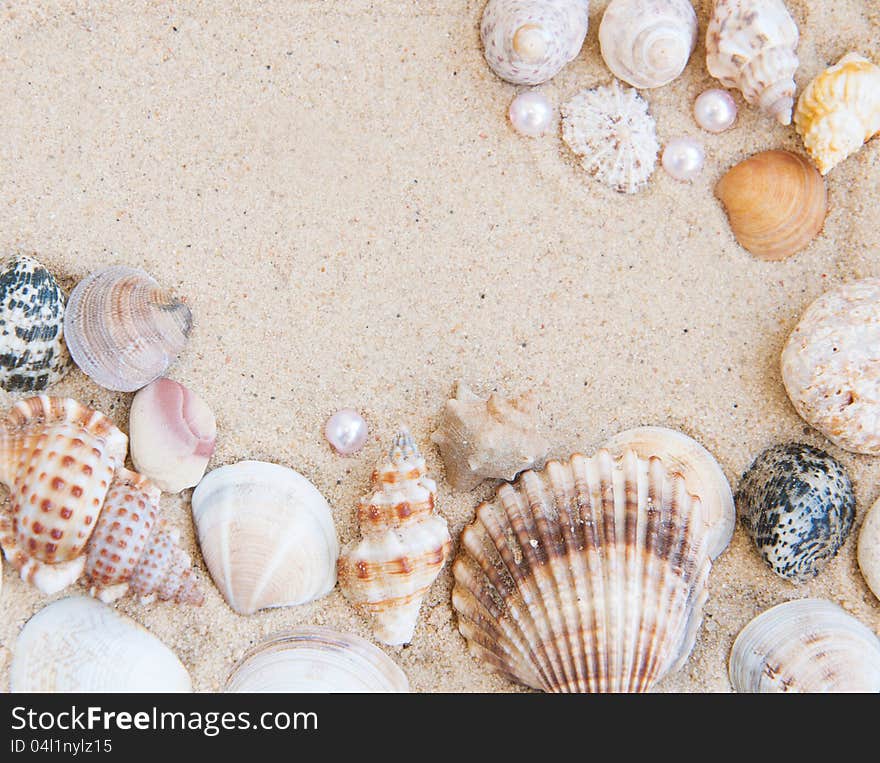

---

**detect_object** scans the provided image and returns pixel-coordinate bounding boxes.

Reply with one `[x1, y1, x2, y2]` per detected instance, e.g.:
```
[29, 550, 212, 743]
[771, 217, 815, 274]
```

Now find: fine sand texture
[1, 0, 879, 692]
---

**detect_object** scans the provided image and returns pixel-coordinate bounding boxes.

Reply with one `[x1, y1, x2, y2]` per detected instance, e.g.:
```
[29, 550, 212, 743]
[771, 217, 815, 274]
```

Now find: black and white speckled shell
[735, 443, 855, 583]
[0, 255, 71, 392]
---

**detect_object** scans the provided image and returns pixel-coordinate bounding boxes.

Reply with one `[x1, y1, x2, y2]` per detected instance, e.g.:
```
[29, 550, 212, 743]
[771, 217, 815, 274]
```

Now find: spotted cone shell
[0, 396, 127, 594]
[452, 449, 713, 692]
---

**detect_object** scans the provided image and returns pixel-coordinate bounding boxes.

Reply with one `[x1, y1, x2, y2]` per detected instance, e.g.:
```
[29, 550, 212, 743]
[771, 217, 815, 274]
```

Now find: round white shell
[599, 0, 697, 89]
[857, 496, 880, 602]
[729, 599, 880, 692]
[481, 0, 590, 85]
[224, 627, 409, 693]
[781, 278, 880, 454]
[191, 460, 339, 615]
[10, 596, 192, 692]
[561, 80, 659, 194]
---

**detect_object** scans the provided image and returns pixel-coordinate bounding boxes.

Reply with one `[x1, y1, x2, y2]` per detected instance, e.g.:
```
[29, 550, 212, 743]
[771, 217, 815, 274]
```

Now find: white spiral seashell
[10, 596, 192, 692]
[224, 628, 409, 693]
[599, 0, 697, 89]
[191, 460, 339, 615]
[706, 0, 799, 125]
[481, 0, 590, 85]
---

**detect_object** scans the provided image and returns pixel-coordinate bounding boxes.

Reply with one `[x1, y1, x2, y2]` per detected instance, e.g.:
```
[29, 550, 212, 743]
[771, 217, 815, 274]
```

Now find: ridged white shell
[729, 599, 880, 692]
[192, 460, 339, 615]
[781, 278, 880, 455]
[706, 0, 799, 125]
[857, 496, 880, 602]
[224, 628, 409, 693]
[599, 0, 697, 89]
[452, 449, 713, 692]
[481, 0, 590, 86]
[10, 596, 192, 692]
[603, 426, 735, 558]
[561, 80, 659, 194]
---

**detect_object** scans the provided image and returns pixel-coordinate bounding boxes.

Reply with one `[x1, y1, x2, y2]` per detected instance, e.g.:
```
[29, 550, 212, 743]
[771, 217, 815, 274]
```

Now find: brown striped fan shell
[451, 449, 713, 692]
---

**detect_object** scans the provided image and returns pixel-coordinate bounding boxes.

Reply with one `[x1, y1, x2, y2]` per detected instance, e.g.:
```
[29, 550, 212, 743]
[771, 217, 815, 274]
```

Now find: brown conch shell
[715, 150, 826, 261]
[338, 429, 451, 645]
[452, 449, 713, 692]
[431, 382, 550, 491]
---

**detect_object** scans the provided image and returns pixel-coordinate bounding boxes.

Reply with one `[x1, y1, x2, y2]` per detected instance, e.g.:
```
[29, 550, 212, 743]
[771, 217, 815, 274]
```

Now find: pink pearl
[662, 138, 705, 182]
[694, 89, 737, 133]
[325, 409, 368, 455]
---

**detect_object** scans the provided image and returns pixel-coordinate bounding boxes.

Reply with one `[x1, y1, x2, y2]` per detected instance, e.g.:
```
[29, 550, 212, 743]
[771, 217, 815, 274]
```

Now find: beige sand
[0, 0, 878, 693]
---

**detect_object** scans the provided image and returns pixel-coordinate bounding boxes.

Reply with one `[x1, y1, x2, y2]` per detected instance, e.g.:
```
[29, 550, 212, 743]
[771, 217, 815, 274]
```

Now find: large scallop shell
[480, 0, 590, 86]
[0, 396, 127, 594]
[715, 150, 826, 261]
[598, 0, 697, 89]
[452, 448, 713, 692]
[794, 53, 880, 175]
[64, 266, 192, 392]
[431, 381, 549, 491]
[0, 255, 71, 393]
[561, 80, 659, 194]
[191, 460, 339, 615]
[10, 596, 192, 692]
[130, 377, 216, 493]
[602, 426, 735, 559]
[729, 599, 880, 692]
[781, 278, 880, 454]
[224, 627, 409, 693]
[706, 0, 799, 125]
[338, 430, 451, 645]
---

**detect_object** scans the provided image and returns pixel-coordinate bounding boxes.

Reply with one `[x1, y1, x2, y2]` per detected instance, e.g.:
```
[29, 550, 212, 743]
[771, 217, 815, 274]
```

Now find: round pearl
[693, 89, 738, 133]
[324, 409, 368, 456]
[508, 91, 554, 137]
[662, 138, 705, 182]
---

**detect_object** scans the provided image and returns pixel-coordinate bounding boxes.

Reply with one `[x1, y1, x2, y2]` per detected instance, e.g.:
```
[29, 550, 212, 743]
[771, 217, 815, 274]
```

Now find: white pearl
[325, 409, 368, 456]
[693, 89, 737, 133]
[662, 138, 705, 182]
[508, 91, 554, 137]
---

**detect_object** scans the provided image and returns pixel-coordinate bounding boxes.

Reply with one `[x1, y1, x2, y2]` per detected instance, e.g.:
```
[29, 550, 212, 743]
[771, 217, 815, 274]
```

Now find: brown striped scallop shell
[451, 448, 713, 692]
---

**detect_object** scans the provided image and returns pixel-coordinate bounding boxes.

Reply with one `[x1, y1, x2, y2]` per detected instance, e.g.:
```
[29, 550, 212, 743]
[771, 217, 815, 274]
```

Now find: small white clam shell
[224, 627, 409, 693]
[191, 460, 339, 615]
[857, 496, 880, 602]
[729, 599, 880, 693]
[10, 596, 192, 692]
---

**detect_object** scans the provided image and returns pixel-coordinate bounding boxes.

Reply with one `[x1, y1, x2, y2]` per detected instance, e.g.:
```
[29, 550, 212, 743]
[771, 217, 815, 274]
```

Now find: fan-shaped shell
[706, 0, 799, 125]
[452, 449, 713, 692]
[794, 53, 880, 175]
[603, 426, 735, 559]
[598, 0, 697, 89]
[715, 150, 826, 261]
[781, 278, 880, 454]
[10, 596, 192, 692]
[191, 460, 339, 615]
[130, 377, 216, 493]
[561, 80, 659, 194]
[224, 627, 409, 693]
[64, 266, 192, 392]
[729, 599, 880, 692]
[481, 0, 590, 86]
[0, 396, 127, 594]
[0, 255, 71, 393]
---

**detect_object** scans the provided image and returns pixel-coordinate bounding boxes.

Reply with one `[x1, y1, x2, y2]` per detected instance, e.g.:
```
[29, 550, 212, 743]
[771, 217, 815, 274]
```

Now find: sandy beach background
[0, 0, 878, 692]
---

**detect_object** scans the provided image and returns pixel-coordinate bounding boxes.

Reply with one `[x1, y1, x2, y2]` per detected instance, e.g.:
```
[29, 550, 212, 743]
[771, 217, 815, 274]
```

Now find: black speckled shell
[735, 443, 855, 583]
[0, 255, 71, 392]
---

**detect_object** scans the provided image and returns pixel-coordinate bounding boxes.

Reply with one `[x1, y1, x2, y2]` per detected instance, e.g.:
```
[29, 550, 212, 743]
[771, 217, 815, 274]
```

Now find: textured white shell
[192, 460, 339, 615]
[561, 80, 659, 194]
[224, 627, 409, 693]
[10, 596, 192, 692]
[603, 426, 735, 558]
[706, 0, 799, 125]
[857, 496, 880, 602]
[599, 0, 697, 89]
[481, 0, 590, 85]
[794, 53, 880, 175]
[781, 278, 880, 454]
[729, 599, 880, 692]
